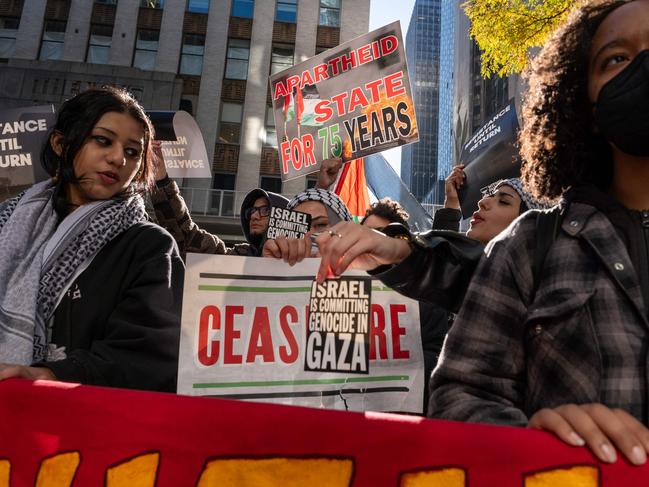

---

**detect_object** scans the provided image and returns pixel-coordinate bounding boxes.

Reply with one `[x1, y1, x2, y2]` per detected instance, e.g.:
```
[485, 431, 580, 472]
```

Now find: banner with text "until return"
[177, 255, 424, 414]
[269, 21, 418, 181]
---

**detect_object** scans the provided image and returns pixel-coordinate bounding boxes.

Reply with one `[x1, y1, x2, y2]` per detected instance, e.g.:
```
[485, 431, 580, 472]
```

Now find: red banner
[0, 379, 646, 486]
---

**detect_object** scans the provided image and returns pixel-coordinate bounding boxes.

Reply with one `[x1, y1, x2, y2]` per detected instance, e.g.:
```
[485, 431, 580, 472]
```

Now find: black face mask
[594, 49, 649, 157]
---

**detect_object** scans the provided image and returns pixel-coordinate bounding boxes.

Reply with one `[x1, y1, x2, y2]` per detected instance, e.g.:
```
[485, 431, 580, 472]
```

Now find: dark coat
[41, 222, 184, 392]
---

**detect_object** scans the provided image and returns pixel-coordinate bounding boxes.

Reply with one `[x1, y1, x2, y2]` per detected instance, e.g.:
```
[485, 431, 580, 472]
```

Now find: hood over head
[240, 188, 289, 251]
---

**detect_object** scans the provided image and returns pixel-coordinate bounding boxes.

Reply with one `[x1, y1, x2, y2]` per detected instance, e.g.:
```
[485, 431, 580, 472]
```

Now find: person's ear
[50, 131, 64, 156]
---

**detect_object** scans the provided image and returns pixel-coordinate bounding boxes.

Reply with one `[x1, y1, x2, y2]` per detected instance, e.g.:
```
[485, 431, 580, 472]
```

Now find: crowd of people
[0, 0, 648, 467]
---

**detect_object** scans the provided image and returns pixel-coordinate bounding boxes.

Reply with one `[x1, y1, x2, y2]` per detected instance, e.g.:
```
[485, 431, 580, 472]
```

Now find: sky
[368, 0, 417, 175]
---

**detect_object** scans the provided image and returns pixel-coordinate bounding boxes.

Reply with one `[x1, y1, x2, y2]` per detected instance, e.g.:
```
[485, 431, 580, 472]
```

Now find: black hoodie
[239, 188, 289, 256]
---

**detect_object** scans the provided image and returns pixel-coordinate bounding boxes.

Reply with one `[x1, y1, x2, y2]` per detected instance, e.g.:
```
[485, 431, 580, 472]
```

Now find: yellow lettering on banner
[400, 468, 466, 486]
[35, 452, 80, 487]
[105, 452, 159, 487]
[196, 457, 353, 486]
[0, 459, 10, 487]
[524, 465, 598, 487]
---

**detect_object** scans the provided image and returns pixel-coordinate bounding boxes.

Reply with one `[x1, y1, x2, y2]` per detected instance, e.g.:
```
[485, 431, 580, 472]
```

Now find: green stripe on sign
[198, 285, 312, 293]
[193, 375, 409, 389]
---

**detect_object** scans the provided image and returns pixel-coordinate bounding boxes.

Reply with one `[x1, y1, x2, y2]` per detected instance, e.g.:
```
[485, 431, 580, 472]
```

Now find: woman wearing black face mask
[424, 0, 649, 466]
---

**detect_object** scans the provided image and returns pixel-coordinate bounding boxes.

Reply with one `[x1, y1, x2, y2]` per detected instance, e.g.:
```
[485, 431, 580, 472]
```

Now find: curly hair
[361, 197, 410, 227]
[520, 0, 629, 199]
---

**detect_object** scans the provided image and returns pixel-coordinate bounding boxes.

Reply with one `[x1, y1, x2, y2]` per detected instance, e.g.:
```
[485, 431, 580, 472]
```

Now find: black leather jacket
[370, 227, 484, 313]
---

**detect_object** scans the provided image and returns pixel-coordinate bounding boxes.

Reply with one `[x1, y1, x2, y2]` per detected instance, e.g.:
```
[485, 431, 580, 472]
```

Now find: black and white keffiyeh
[287, 188, 353, 226]
[0, 180, 147, 364]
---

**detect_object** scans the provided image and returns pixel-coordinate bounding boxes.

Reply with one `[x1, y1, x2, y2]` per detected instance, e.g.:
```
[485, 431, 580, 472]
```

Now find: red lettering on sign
[224, 305, 244, 364]
[279, 306, 299, 364]
[390, 304, 409, 359]
[370, 304, 387, 360]
[198, 306, 220, 366]
[246, 307, 275, 363]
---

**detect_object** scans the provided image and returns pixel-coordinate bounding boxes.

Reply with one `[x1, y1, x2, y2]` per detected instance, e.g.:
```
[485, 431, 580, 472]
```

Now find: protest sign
[270, 21, 418, 181]
[457, 99, 521, 218]
[148, 110, 212, 179]
[3, 380, 648, 486]
[0, 105, 55, 195]
[306, 278, 371, 374]
[178, 255, 424, 413]
[266, 206, 311, 240]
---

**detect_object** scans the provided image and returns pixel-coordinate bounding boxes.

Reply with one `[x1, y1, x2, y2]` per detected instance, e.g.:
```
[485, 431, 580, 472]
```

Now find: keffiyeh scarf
[0, 180, 147, 364]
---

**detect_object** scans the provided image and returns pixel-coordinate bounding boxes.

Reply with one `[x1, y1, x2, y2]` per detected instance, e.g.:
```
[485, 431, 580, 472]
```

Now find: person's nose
[107, 143, 126, 167]
[477, 196, 491, 211]
[250, 209, 260, 220]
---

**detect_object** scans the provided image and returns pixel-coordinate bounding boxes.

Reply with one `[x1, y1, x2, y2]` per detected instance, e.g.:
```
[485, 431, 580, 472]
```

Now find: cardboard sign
[178, 255, 424, 413]
[266, 206, 311, 240]
[270, 21, 418, 181]
[306, 278, 371, 374]
[149, 110, 212, 179]
[458, 99, 521, 218]
[0, 105, 55, 194]
[5, 380, 649, 486]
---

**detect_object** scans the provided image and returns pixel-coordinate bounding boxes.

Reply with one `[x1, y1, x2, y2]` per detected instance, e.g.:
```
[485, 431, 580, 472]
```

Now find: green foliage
[463, 0, 576, 77]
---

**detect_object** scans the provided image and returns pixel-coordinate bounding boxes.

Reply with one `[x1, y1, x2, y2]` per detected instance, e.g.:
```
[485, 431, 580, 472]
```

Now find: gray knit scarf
[0, 180, 147, 364]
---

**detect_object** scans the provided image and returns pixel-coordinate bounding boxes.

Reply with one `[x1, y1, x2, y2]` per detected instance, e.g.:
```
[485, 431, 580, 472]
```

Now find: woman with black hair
[0, 87, 183, 392]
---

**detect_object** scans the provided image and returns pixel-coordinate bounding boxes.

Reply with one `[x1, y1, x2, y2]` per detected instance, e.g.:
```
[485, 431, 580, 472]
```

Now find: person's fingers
[0, 365, 23, 381]
[286, 238, 300, 266]
[291, 236, 307, 265]
[616, 408, 649, 456]
[589, 405, 647, 465]
[555, 404, 618, 463]
[275, 236, 290, 262]
[263, 239, 281, 259]
[529, 407, 586, 447]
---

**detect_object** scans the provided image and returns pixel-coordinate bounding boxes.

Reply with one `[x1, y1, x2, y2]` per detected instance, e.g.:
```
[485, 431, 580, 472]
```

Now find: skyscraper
[400, 0, 445, 205]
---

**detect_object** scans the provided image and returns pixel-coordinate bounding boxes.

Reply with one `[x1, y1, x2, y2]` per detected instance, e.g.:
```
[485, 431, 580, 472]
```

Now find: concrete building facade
[0, 0, 370, 213]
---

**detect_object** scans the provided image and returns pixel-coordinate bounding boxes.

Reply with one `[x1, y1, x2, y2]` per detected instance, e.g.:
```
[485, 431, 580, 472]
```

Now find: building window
[187, 0, 209, 13]
[0, 17, 19, 58]
[95, 0, 118, 4]
[225, 38, 249, 80]
[264, 106, 277, 148]
[213, 172, 235, 190]
[270, 44, 294, 75]
[275, 0, 297, 23]
[179, 34, 204, 75]
[260, 176, 282, 194]
[133, 29, 158, 70]
[86, 24, 113, 64]
[218, 102, 243, 144]
[319, 0, 340, 27]
[39, 21, 66, 60]
[306, 177, 317, 189]
[231, 0, 253, 18]
[212, 172, 236, 214]
[141, 0, 164, 7]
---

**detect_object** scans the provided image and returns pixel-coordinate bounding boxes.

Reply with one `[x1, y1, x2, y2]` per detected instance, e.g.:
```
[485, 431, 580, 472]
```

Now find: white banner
[178, 255, 424, 413]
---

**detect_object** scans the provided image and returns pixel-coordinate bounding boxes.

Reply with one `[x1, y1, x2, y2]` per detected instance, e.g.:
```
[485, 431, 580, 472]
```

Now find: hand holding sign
[263, 233, 314, 265]
[315, 222, 412, 281]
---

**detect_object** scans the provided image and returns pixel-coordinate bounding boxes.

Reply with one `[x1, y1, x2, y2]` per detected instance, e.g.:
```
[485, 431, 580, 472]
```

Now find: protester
[0, 87, 183, 391]
[362, 198, 450, 413]
[428, 0, 649, 466]
[263, 188, 353, 264]
[151, 154, 288, 257]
